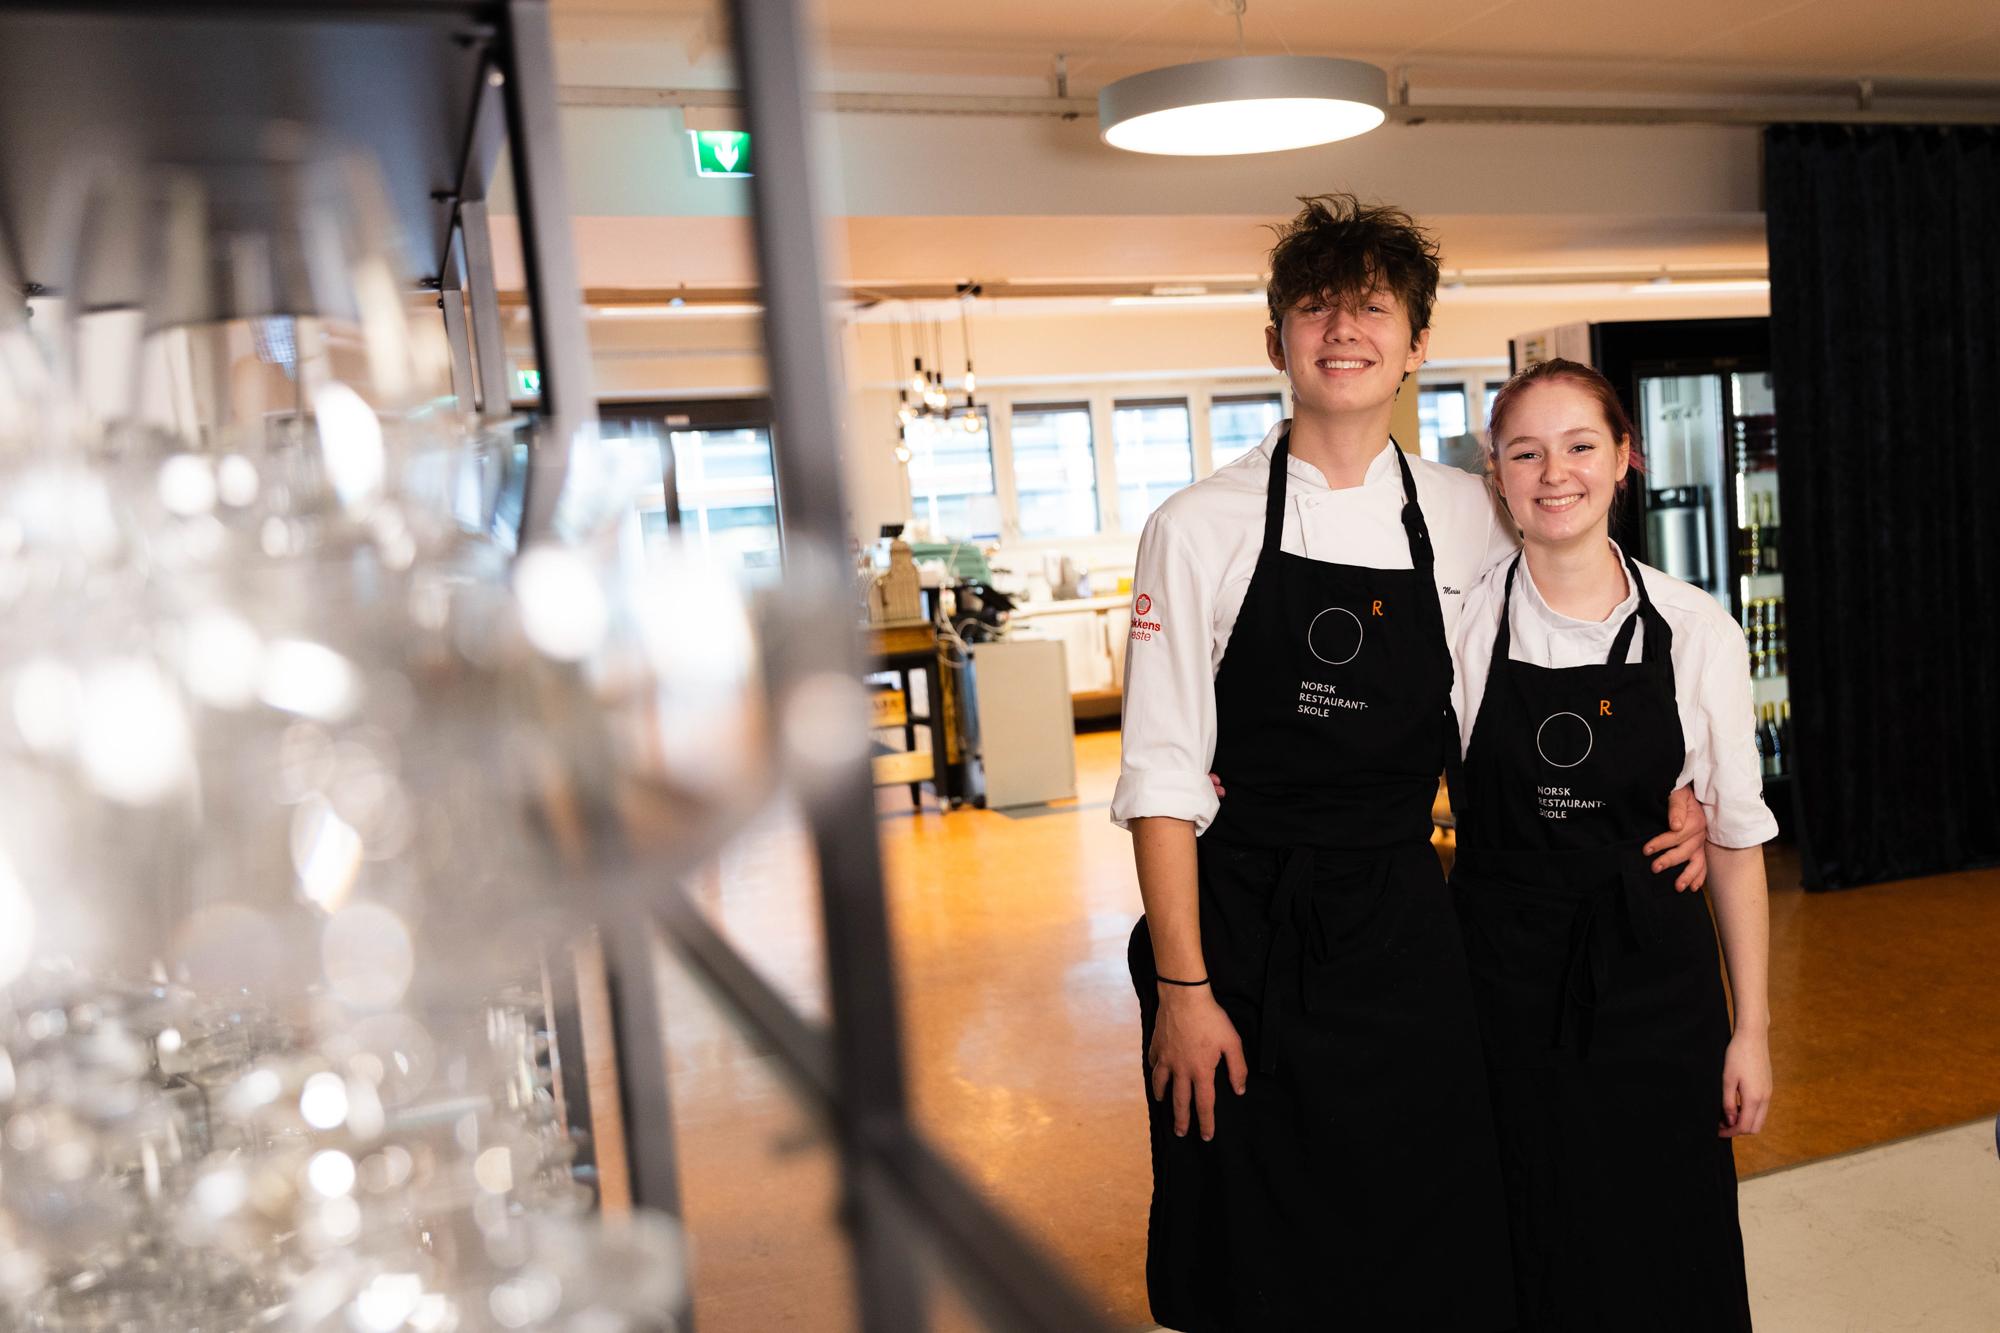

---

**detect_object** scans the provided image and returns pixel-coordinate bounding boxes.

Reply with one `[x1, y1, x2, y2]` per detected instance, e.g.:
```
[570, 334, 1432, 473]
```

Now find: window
[1483, 380, 1508, 432]
[669, 425, 782, 577]
[1113, 398, 1194, 532]
[1010, 402, 1099, 538]
[1417, 386, 1469, 461]
[905, 411, 1001, 539]
[1210, 393, 1284, 472]
[595, 402, 783, 579]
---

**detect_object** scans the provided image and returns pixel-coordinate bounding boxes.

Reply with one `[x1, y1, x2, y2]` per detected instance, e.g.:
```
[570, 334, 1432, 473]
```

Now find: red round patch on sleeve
[1134, 593, 1152, 616]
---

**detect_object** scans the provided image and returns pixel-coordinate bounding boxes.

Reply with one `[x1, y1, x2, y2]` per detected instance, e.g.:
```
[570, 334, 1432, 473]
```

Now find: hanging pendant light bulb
[1098, 1, 1386, 156]
[910, 357, 927, 396]
[959, 411, 981, 434]
[891, 319, 919, 434]
[958, 297, 978, 397]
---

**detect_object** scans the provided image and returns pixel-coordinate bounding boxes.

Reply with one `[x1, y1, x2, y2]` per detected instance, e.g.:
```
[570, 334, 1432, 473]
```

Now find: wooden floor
[662, 728, 2000, 1331]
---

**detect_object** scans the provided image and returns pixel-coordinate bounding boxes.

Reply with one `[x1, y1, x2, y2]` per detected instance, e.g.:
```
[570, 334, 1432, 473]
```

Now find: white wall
[529, 105, 1763, 227]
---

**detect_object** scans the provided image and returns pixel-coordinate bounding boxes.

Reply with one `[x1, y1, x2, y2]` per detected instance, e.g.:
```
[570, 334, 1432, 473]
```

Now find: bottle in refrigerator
[1740, 501, 1762, 577]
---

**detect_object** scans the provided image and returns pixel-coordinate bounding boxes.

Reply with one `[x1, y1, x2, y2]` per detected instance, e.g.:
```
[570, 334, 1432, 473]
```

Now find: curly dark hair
[1265, 194, 1442, 344]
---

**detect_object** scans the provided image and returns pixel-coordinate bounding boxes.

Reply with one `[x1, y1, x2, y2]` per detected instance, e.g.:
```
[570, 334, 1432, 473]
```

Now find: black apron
[1128, 434, 1515, 1332]
[1450, 552, 1751, 1333]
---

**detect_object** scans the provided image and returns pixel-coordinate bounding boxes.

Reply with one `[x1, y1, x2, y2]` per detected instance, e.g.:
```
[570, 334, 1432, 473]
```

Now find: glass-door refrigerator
[1510, 318, 1792, 826]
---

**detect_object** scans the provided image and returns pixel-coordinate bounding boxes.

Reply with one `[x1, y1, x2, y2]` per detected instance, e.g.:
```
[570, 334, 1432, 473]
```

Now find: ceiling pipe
[559, 83, 2000, 126]
[508, 265, 1772, 311]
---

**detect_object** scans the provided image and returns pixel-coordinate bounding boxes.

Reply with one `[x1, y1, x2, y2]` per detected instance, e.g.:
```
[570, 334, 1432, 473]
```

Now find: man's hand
[1149, 985, 1248, 1142]
[1644, 785, 1709, 891]
[1208, 772, 1225, 801]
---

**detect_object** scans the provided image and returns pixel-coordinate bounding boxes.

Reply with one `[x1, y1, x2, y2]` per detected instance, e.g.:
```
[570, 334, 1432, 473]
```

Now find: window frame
[1208, 391, 1286, 472]
[903, 404, 1002, 541]
[1007, 399, 1101, 541]
[598, 396, 784, 569]
[888, 374, 1291, 546]
[1109, 394, 1197, 536]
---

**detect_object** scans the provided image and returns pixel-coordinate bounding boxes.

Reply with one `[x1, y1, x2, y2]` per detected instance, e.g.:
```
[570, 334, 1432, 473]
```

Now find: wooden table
[866, 619, 957, 808]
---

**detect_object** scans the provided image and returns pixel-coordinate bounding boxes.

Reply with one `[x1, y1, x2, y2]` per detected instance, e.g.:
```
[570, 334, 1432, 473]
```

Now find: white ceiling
[551, 0, 2000, 92]
[523, 0, 1990, 318]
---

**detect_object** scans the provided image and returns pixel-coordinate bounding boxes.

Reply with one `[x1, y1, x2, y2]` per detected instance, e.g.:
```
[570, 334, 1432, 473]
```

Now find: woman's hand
[1718, 1028, 1772, 1137]
[1149, 985, 1248, 1142]
[1645, 786, 1710, 891]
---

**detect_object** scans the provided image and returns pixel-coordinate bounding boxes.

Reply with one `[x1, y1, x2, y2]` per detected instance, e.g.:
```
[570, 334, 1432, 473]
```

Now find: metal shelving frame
[0, 3, 1117, 1329]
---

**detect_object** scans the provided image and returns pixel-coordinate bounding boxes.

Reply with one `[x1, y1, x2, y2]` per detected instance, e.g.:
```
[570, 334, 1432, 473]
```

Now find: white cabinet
[969, 640, 1078, 809]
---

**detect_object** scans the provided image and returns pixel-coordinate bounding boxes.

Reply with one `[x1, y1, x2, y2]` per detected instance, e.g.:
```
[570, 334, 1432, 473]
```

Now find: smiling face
[1265, 288, 1429, 421]
[1491, 378, 1632, 551]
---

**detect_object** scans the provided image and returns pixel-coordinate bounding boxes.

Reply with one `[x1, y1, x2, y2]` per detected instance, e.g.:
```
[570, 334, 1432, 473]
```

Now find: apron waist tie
[1553, 854, 1662, 1057]
[1256, 846, 1318, 1076]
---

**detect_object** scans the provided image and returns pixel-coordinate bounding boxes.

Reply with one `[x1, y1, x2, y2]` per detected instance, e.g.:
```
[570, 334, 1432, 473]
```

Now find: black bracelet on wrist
[1156, 974, 1209, 988]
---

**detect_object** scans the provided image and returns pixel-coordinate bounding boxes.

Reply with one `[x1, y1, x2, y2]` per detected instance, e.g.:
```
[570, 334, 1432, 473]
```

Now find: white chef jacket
[1452, 542, 1779, 849]
[1111, 421, 1517, 833]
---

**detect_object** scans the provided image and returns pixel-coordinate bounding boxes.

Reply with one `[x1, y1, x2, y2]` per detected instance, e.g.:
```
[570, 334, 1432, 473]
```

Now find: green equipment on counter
[907, 541, 994, 585]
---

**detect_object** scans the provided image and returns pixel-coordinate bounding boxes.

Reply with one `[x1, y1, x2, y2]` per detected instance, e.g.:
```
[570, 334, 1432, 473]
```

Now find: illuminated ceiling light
[1107, 291, 1268, 307]
[1099, 54, 1387, 156]
[1627, 278, 1771, 295]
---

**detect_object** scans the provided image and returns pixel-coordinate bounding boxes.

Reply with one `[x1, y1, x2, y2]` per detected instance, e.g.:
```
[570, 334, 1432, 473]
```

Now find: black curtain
[1765, 125, 2000, 889]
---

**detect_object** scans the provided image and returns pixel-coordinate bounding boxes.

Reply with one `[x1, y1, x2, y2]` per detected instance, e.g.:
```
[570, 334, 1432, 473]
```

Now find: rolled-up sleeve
[1111, 514, 1222, 833]
[1682, 623, 1780, 848]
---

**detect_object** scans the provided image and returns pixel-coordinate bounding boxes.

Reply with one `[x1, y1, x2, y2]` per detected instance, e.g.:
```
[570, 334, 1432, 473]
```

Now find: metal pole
[602, 917, 693, 1233]
[498, 0, 595, 542]
[440, 223, 477, 413]
[457, 198, 514, 422]
[724, 1, 927, 1329]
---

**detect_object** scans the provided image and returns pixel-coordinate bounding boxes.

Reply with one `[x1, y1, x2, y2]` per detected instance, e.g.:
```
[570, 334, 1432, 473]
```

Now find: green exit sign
[514, 368, 541, 397]
[689, 130, 752, 178]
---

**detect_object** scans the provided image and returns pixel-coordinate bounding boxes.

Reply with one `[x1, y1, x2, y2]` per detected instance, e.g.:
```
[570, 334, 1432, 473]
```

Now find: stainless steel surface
[1647, 493, 1712, 587]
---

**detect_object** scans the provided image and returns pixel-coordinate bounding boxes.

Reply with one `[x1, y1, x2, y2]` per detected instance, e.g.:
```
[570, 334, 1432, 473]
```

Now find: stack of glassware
[0, 127, 771, 1330]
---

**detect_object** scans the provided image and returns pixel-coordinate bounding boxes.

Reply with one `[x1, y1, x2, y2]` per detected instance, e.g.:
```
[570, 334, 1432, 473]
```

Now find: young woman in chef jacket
[1449, 358, 1773, 1332]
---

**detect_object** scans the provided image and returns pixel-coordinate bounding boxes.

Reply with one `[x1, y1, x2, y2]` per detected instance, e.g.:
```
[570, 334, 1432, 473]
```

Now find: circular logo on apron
[1536, 712, 1595, 768]
[1133, 593, 1151, 616]
[1307, 607, 1364, 665]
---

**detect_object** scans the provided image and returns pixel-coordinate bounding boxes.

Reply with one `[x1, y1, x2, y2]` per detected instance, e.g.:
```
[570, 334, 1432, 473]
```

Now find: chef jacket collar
[1254, 419, 1401, 492]
[1515, 538, 1640, 638]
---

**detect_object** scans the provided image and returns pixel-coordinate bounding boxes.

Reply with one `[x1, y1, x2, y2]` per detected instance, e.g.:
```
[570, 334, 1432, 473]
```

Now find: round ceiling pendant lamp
[1098, 55, 1389, 156]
